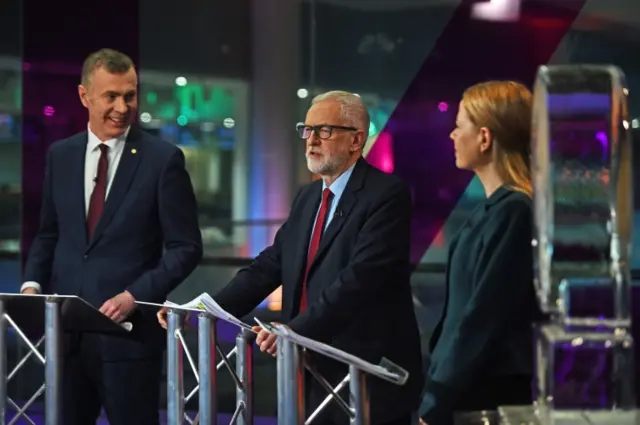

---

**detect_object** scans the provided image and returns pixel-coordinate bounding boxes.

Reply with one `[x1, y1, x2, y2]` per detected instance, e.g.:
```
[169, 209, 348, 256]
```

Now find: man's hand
[252, 324, 278, 357]
[157, 306, 170, 329]
[99, 291, 136, 323]
[157, 306, 193, 330]
[21, 288, 39, 295]
[418, 418, 428, 425]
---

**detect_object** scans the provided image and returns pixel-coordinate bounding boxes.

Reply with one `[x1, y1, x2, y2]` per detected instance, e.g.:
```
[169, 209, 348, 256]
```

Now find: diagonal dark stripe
[371, 0, 586, 265]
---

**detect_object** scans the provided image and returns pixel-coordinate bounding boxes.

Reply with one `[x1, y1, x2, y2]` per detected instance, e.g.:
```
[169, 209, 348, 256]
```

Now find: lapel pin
[131, 148, 137, 154]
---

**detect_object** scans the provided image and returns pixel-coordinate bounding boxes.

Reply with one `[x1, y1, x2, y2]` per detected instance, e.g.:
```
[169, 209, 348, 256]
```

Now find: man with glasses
[159, 90, 423, 425]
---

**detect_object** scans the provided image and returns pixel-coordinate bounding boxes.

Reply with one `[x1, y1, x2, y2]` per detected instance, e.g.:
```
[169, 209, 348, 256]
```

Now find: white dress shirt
[20, 125, 129, 293]
[83, 126, 127, 214]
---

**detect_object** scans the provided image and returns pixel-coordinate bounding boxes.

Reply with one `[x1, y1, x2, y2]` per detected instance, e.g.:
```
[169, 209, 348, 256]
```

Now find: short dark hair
[81, 48, 134, 86]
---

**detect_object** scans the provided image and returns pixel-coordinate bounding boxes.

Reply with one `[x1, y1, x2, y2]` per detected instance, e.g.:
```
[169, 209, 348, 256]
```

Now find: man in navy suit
[159, 90, 424, 425]
[20, 48, 203, 425]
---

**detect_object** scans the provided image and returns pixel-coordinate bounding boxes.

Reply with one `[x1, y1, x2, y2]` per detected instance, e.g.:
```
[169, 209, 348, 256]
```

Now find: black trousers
[62, 334, 162, 425]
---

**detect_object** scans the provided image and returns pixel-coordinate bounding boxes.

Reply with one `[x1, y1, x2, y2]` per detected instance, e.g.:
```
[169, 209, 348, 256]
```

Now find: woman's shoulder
[481, 189, 533, 239]
[494, 188, 532, 215]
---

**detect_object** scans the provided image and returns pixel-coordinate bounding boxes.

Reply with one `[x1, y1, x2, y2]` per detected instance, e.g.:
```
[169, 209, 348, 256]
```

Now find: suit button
[83, 255, 88, 260]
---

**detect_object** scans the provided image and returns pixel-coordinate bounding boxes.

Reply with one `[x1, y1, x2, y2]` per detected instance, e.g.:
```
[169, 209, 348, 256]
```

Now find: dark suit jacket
[420, 187, 542, 424]
[23, 127, 203, 361]
[215, 158, 424, 423]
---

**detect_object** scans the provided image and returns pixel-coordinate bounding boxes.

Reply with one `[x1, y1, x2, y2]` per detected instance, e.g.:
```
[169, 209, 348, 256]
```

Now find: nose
[114, 97, 128, 113]
[307, 132, 321, 146]
[449, 130, 456, 141]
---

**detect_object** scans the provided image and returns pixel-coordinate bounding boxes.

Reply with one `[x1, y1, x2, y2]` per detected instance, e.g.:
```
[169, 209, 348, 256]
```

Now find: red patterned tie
[299, 188, 333, 313]
[86, 144, 109, 240]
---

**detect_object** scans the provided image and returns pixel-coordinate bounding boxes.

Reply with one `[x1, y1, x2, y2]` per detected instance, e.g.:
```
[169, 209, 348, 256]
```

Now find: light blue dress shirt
[313, 162, 356, 233]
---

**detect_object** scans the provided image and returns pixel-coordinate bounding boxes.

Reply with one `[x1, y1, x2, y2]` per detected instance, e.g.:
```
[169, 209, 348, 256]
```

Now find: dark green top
[420, 186, 542, 423]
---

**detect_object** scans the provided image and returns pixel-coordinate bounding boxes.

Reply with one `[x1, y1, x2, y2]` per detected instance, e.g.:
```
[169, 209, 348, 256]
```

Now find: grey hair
[311, 90, 370, 140]
[81, 48, 134, 86]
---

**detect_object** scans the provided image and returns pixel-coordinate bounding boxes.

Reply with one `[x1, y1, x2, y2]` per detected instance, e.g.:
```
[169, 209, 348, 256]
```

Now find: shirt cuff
[20, 281, 42, 293]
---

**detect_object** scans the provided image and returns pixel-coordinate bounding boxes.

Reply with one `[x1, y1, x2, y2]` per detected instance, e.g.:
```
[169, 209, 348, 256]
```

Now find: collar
[485, 185, 518, 208]
[323, 161, 357, 197]
[87, 124, 130, 152]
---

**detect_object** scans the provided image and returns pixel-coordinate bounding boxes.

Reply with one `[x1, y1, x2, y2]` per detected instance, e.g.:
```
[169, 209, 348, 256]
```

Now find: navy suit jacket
[23, 127, 203, 361]
[214, 158, 424, 423]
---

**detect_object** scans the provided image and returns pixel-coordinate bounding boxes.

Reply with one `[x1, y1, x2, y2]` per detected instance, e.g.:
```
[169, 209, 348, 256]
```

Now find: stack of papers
[164, 293, 254, 332]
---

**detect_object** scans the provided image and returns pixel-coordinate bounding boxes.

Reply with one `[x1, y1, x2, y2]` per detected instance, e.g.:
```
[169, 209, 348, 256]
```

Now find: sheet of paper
[145, 294, 255, 332]
[199, 293, 255, 332]
[164, 295, 206, 311]
[158, 300, 208, 313]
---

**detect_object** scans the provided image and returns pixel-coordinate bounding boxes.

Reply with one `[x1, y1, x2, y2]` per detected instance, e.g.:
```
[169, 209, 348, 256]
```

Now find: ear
[350, 130, 366, 153]
[478, 127, 493, 153]
[78, 84, 89, 109]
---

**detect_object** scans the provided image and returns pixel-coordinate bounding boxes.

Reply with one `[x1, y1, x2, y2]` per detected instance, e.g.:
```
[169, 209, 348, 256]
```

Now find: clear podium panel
[531, 65, 633, 323]
[498, 405, 640, 425]
[452, 410, 499, 425]
[535, 324, 634, 419]
[259, 319, 410, 425]
[529, 64, 636, 420]
[498, 406, 538, 425]
[256, 319, 408, 385]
